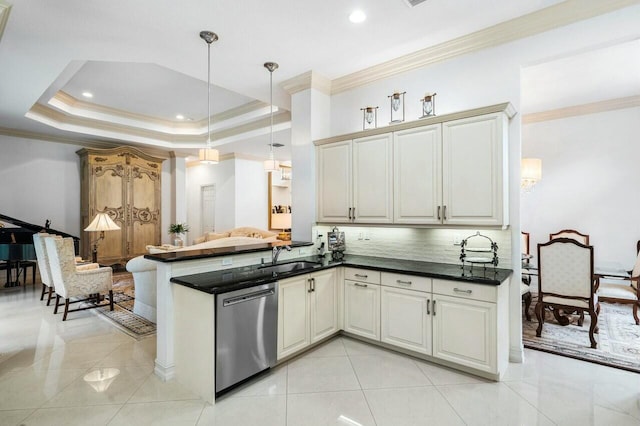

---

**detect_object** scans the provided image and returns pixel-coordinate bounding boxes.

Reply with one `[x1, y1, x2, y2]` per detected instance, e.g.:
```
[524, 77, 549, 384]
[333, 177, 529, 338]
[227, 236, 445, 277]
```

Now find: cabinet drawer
[432, 279, 496, 303]
[381, 272, 431, 293]
[344, 267, 380, 284]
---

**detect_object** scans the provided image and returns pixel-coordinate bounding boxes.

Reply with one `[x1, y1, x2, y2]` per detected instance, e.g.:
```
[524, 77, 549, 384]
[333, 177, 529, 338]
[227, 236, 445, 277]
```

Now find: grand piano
[0, 213, 80, 287]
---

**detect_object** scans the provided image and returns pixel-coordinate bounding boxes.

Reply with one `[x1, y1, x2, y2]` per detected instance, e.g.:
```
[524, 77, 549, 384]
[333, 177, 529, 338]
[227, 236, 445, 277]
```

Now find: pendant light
[199, 30, 219, 164]
[263, 61, 280, 173]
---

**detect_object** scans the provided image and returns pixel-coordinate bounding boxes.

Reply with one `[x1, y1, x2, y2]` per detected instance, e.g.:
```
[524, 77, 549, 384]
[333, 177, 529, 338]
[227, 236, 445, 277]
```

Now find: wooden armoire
[77, 147, 164, 265]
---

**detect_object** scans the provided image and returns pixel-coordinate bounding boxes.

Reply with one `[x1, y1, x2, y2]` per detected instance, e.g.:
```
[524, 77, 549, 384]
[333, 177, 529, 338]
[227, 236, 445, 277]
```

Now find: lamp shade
[521, 158, 542, 191]
[521, 158, 542, 181]
[84, 213, 120, 232]
[199, 148, 219, 164]
[271, 213, 291, 230]
[264, 158, 280, 173]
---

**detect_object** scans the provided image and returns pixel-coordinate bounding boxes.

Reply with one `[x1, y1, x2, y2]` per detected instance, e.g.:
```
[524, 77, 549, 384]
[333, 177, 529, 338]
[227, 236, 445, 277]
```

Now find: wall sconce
[419, 93, 437, 118]
[360, 106, 378, 130]
[84, 212, 121, 263]
[521, 158, 542, 191]
[388, 91, 406, 123]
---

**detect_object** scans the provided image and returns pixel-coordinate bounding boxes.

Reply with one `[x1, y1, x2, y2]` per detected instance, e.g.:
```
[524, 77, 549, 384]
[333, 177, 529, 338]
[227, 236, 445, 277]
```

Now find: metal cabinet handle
[348, 207, 352, 220]
[433, 300, 436, 315]
[437, 206, 441, 220]
[352, 207, 356, 221]
[426, 299, 430, 315]
[354, 283, 368, 288]
[396, 279, 412, 285]
[453, 288, 472, 294]
[354, 273, 368, 278]
[443, 205, 447, 220]
[308, 278, 313, 293]
[312, 278, 316, 292]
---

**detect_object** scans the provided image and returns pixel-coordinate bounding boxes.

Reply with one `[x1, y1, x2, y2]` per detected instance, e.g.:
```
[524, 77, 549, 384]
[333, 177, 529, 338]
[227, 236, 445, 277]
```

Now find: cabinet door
[317, 141, 352, 222]
[442, 113, 507, 226]
[344, 280, 380, 340]
[381, 286, 431, 355]
[91, 159, 126, 263]
[277, 275, 311, 359]
[393, 125, 442, 224]
[353, 134, 393, 223]
[432, 294, 496, 373]
[128, 157, 161, 257]
[310, 269, 338, 343]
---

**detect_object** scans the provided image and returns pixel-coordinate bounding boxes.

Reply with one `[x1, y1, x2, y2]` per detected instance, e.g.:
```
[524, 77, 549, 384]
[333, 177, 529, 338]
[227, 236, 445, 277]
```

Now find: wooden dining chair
[549, 229, 589, 245]
[596, 241, 640, 325]
[536, 238, 599, 348]
[521, 231, 532, 320]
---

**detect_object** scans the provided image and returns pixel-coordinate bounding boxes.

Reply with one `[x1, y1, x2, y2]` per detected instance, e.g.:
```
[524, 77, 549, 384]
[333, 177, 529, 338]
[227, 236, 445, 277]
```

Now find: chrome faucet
[272, 245, 292, 265]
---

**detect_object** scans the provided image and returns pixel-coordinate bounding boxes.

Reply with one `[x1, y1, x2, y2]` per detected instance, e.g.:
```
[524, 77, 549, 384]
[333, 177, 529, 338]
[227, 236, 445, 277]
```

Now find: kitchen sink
[258, 261, 321, 274]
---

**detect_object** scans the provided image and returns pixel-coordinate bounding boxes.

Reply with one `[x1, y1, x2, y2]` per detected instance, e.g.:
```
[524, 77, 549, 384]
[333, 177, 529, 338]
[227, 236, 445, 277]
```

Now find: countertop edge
[145, 241, 313, 262]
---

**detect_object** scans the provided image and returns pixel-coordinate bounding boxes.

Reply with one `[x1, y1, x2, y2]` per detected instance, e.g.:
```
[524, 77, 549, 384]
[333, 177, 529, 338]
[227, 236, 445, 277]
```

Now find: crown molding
[331, 0, 640, 94]
[0, 125, 173, 158]
[281, 71, 332, 95]
[0, 2, 11, 44]
[185, 152, 265, 168]
[522, 95, 640, 124]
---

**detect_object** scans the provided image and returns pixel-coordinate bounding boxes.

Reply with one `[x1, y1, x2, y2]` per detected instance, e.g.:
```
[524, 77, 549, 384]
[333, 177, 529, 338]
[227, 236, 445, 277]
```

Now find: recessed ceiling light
[349, 10, 366, 23]
[176, 114, 185, 120]
[82, 91, 93, 98]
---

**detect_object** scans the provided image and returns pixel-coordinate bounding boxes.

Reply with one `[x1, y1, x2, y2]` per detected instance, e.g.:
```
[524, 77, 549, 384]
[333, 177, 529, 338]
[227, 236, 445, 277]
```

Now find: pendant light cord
[269, 67, 273, 157]
[207, 41, 211, 147]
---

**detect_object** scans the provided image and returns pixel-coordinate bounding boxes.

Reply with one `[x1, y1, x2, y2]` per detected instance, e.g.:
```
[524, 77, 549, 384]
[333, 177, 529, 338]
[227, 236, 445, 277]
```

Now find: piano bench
[18, 261, 37, 286]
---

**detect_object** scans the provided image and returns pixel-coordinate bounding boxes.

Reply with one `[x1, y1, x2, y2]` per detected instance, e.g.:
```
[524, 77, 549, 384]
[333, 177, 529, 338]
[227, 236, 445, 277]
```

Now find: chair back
[45, 237, 77, 299]
[631, 250, 640, 279]
[521, 232, 530, 256]
[549, 229, 589, 245]
[33, 232, 51, 285]
[538, 238, 594, 300]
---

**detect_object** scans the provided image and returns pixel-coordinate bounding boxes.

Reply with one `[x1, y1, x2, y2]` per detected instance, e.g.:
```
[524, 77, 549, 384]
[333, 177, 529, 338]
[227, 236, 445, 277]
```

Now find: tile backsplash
[313, 225, 513, 268]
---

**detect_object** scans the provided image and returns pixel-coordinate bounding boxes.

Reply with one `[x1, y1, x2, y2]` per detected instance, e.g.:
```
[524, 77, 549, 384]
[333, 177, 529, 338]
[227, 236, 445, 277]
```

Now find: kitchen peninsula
[153, 244, 512, 404]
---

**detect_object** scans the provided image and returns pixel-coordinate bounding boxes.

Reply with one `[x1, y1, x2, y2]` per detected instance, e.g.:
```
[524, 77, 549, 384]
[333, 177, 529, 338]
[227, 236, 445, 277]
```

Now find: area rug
[523, 294, 640, 373]
[89, 271, 156, 340]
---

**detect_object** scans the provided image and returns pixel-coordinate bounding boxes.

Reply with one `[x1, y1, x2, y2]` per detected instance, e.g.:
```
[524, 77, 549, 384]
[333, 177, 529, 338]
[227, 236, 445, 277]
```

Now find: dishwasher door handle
[222, 288, 275, 307]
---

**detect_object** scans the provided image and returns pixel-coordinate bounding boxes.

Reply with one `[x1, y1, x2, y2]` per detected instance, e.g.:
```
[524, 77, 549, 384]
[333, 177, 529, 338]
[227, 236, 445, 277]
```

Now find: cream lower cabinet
[381, 286, 431, 355]
[277, 269, 338, 360]
[344, 280, 380, 340]
[431, 279, 504, 375]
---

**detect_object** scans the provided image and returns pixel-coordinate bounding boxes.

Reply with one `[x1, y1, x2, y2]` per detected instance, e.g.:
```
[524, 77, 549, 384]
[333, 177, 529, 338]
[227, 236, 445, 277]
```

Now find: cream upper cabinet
[317, 134, 393, 223]
[315, 103, 513, 227]
[442, 112, 508, 226]
[317, 140, 352, 223]
[352, 134, 394, 223]
[393, 125, 442, 224]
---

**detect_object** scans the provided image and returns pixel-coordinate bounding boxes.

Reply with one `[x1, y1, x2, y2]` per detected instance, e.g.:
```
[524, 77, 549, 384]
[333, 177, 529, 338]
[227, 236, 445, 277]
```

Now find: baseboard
[154, 361, 175, 381]
[509, 344, 525, 363]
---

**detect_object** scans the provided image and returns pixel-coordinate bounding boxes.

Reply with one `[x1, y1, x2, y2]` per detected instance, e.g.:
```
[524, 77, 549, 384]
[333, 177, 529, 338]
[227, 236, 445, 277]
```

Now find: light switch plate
[222, 257, 233, 266]
[453, 234, 462, 245]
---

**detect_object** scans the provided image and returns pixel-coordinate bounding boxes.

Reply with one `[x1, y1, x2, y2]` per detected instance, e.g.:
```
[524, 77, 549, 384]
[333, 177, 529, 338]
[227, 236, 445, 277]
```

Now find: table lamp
[84, 212, 120, 263]
[271, 213, 291, 240]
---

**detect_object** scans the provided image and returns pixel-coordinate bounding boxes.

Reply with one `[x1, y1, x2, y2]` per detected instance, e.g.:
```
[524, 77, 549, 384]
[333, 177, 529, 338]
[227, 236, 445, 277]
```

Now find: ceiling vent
[403, 0, 427, 7]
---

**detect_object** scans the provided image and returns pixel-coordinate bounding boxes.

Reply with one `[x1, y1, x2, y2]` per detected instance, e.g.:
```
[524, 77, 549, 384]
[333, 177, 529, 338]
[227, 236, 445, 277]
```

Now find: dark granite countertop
[170, 253, 513, 295]
[144, 240, 313, 263]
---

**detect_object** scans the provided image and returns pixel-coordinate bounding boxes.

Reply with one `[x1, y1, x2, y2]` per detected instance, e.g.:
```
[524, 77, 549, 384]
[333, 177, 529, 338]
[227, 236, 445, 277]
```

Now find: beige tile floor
[1, 285, 639, 425]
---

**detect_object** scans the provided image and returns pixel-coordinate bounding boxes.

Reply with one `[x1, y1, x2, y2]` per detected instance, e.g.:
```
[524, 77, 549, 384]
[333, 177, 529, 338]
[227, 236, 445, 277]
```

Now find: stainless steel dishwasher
[215, 281, 278, 394]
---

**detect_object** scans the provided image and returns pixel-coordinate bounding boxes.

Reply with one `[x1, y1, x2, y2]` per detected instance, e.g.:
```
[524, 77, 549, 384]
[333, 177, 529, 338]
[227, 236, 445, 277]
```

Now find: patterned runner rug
[90, 272, 156, 340]
[523, 294, 640, 373]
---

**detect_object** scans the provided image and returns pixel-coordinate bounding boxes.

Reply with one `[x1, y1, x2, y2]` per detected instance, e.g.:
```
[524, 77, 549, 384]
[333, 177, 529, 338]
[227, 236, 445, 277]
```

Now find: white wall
[185, 157, 268, 243]
[0, 135, 81, 236]
[235, 158, 268, 230]
[522, 106, 640, 270]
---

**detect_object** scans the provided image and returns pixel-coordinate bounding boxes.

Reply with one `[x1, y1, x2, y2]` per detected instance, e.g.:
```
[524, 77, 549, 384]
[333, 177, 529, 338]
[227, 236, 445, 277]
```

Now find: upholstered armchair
[45, 237, 114, 321]
[33, 232, 56, 305]
[536, 238, 599, 348]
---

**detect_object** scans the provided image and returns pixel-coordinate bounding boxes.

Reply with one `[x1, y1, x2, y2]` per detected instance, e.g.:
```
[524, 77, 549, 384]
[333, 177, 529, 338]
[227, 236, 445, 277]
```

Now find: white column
[167, 152, 188, 244]
[286, 72, 331, 241]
